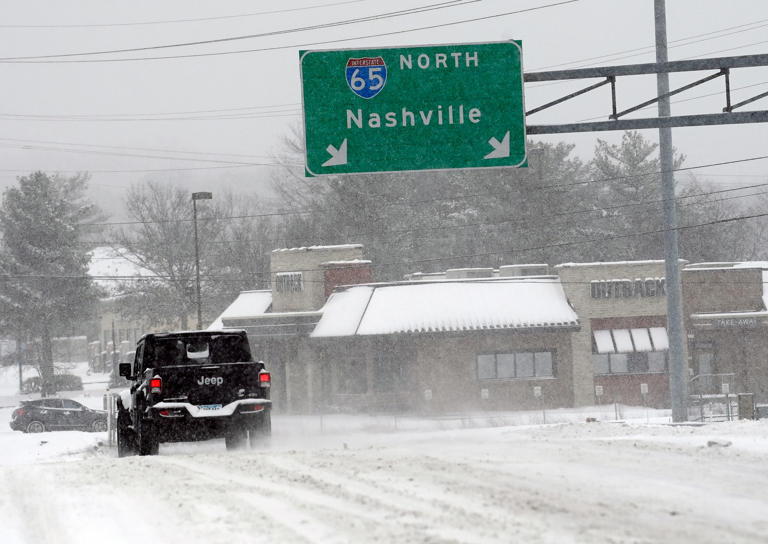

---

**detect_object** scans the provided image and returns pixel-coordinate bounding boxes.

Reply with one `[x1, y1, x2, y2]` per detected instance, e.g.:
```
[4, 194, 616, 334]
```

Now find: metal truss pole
[655, 0, 687, 422]
[525, 53, 768, 135]
[522, 10, 768, 422]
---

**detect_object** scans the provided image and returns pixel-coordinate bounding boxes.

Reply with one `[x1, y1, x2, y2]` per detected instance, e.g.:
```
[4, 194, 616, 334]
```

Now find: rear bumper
[152, 398, 270, 418]
[149, 398, 271, 442]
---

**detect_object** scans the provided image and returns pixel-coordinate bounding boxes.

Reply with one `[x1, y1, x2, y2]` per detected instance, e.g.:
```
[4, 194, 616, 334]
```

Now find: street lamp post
[191, 191, 212, 330]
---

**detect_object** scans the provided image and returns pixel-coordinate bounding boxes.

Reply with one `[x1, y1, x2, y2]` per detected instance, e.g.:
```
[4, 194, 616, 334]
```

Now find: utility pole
[192, 191, 213, 330]
[16, 328, 23, 394]
[111, 318, 117, 376]
[655, 0, 688, 422]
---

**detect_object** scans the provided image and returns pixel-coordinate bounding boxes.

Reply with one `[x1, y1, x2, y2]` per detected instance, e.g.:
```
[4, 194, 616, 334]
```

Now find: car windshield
[151, 335, 251, 366]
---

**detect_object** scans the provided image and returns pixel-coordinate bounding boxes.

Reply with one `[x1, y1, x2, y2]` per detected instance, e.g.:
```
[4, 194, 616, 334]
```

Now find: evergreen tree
[0, 172, 100, 395]
[271, 135, 591, 279]
[587, 131, 677, 260]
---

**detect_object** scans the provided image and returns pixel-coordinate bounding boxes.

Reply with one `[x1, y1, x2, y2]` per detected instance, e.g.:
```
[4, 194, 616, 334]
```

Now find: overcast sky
[2, 0, 768, 218]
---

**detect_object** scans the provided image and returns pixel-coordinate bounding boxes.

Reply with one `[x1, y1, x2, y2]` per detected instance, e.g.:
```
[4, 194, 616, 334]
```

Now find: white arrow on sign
[322, 139, 348, 167]
[483, 131, 510, 159]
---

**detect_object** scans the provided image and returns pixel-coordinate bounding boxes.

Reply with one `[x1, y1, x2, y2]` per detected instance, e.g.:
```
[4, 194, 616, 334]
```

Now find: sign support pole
[655, 0, 688, 422]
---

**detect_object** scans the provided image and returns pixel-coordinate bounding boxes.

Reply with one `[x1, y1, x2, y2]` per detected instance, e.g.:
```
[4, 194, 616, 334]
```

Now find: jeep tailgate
[154, 362, 264, 406]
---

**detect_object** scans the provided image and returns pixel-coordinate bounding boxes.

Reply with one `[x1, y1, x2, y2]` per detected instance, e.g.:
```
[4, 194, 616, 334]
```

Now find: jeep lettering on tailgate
[198, 376, 224, 386]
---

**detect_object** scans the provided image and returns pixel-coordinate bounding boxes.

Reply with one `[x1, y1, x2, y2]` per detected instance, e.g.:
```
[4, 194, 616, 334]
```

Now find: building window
[477, 354, 495, 379]
[593, 354, 610, 374]
[592, 352, 667, 375]
[648, 352, 666, 373]
[592, 326, 668, 375]
[497, 353, 515, 378]
[535, 351, 554, 376]
[476, 350, 556, 380]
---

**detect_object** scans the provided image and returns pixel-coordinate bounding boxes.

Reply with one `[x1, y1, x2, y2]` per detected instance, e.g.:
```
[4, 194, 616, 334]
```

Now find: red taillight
[251, 404, 264, 412]
[259, 371, 271, 388]
[150, 377, 162, 393]
[14, 409, 26, 417]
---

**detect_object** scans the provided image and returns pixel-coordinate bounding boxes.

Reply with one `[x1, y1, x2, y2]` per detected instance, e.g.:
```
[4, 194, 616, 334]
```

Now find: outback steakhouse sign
[590, 278, 666, 299]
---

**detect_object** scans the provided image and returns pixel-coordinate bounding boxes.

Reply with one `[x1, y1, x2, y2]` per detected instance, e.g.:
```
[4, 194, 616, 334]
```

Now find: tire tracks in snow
[155, 451, 518, 543]
[155, 454, 379, 544]
[262, 449, 531, 540]
[2, 468, 68, 544]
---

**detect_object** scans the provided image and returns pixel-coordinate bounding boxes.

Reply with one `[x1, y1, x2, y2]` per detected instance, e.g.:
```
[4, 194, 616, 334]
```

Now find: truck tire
[137, 417, 159, 456]
[225, 425, 248, 450]
[117, 412, 136, 458]
[248, 413, 271, 448]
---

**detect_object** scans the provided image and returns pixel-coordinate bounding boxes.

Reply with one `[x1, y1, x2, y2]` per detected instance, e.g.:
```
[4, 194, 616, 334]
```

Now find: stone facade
[683, 263, 768, 403]
[556, 261, 679, 407]
[222, 249, 768, 415]
[270, 245, 365, 312]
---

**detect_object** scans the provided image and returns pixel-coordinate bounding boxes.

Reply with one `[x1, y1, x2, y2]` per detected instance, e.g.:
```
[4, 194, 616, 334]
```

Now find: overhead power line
[0, 1, 579, 64]
[0, 1, 369, 29]
[1, 12, 761, 119]
[0, 141, 283, 167]
[0, 101, 300, 122]
[530, 17, 768, 72]
[81, 184, 768, 255]
[6, 207, 768, 283]
[0, 136, 286, 163]
[0, 0, 479, 61]
[77, 152, 768, 229]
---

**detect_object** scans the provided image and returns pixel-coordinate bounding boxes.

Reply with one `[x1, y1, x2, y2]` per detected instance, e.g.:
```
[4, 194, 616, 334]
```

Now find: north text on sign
[399, 51, 479, 70]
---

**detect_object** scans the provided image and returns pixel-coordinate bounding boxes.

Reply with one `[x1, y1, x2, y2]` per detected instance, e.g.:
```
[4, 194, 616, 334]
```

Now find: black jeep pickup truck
[116, 330, 271, 456]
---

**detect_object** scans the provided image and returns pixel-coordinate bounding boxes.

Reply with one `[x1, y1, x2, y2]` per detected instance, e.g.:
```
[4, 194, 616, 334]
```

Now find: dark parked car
[20, 374, 83, 394]
[9, 398, 108, 433]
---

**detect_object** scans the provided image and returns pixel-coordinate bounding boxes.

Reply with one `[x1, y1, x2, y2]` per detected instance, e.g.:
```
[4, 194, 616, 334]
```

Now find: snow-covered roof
[207, 290, 272, 330]
[321, 259, 372, 266]
[312, 278, 579, 338]
[691, 310, 768, 320]
[272, 244, 363, 253]
[556, 260, 666, 268]
[685, 261, 768, 271]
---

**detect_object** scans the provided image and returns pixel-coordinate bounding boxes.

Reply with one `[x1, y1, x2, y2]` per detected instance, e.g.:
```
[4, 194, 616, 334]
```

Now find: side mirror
[118, 362, 133, 379]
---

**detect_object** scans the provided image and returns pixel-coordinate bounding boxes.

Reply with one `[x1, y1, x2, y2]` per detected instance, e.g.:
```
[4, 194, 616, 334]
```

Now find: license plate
[198, 404, 222, 411]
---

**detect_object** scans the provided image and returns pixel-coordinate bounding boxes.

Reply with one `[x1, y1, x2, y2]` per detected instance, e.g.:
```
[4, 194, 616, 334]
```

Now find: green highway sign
[300, 41, 526, 176]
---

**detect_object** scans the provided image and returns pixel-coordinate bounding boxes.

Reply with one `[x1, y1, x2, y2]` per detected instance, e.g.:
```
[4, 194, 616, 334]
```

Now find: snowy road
[1, 417, 768, 544]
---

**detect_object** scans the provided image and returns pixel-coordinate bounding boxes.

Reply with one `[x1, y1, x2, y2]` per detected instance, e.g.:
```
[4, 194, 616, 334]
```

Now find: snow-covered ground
[1, 363, 767, 543]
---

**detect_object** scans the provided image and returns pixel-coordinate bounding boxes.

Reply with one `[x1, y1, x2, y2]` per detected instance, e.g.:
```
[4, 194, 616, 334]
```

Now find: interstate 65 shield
[345, 57, 387, 99]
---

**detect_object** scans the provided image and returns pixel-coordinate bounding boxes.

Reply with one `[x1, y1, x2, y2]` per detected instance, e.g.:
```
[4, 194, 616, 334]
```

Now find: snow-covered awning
[208, 290, 272, 330]
[592, 327, 668, 354]
[311, 278, 579, 338]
